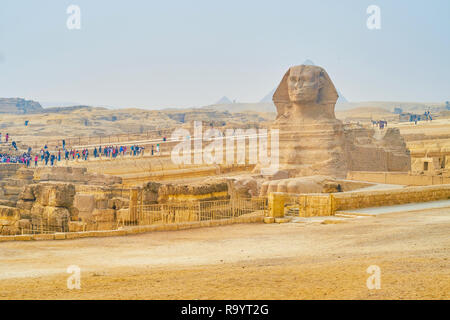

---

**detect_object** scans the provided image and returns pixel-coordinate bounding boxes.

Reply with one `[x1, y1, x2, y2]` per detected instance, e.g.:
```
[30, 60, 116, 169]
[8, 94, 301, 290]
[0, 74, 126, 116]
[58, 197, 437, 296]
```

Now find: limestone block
[76, 231, 94, 238]
[33, 234, 55, 241]
[73, 194, 95, 212]
[54, 233, 66, 240]
[263, 217, 275, 224]
[200, 220, 211, 228]
[125, 226, 141, 235]
[14, 168, 34, 180]
[33, 183, 75, 207]
[31, 205, 70, 228]
[107, 197, 129, 210]
[14, 219, 31, 230]
[268, 193, 285, 218]
[65, 232, 81, 240]
[0, 225, 20, 235]
[116, 208, 133, 223]
[30, 203, 45, 216]
[68, 221, 87, 232]
[3, 186, 23, 196]
[95, 222, 115, 231]
[16, 200, 34, 211]
[95, 199, 109, 209]
[48, 184, 76, 207]
[19, 185, 35, 201]
[0, 200, 16, 207]
[0, 235, 15, 242]
[0, 205, 20, 219]
[92, 209, 116, 222]
[275, 217, 292, 223]
[14, 235, 32, 241]
[165, 224, 178, 231]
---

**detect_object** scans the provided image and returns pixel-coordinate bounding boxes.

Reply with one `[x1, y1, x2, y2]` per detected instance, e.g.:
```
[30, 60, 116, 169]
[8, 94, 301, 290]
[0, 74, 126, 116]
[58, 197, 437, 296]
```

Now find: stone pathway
[339, 199, 450, 216]
[289, 199, 450, 224]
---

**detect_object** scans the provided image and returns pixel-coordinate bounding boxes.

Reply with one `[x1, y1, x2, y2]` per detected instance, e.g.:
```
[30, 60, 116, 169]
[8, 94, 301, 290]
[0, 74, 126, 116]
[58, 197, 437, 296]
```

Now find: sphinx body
[271, 65, 348, 178]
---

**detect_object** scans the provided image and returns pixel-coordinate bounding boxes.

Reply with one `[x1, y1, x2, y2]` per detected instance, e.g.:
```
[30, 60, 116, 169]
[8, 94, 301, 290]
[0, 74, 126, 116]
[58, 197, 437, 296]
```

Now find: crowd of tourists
[0, 132, 30, 165]
[63, 144, 151, 161]
[1, 137, 157, 168]
[0, 152, 33, 165]
[408, 111, 433, 124]
[38, 143, 152, 165]
[0, 131, 165, 167]
[371, 120, 388, 129]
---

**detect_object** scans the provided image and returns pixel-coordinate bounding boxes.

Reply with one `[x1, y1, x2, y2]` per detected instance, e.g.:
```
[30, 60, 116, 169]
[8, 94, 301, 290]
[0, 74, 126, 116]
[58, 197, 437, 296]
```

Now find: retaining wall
[347, 171, 450, 186]
[268, 184, 450, 217]
[0, 213, 264, 242]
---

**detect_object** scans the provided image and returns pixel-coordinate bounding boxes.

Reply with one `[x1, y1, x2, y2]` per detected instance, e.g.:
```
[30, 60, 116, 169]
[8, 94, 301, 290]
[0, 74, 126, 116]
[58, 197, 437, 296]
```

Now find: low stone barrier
[0, 213, 264, 242]
[268, 192, 334, 217]
[347, 171, 450, 186]
[333, 184, 450, 211]
[268, 184, 450, 218]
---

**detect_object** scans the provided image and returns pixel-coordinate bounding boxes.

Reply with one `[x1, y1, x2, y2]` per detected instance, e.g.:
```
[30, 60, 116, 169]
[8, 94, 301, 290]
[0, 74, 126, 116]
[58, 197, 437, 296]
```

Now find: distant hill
[336, 101, 445, 113]
[202, 102, 275, 113]
[40, 101, 82, 108]
[41, 105, 106, 114]
[335, 107, 395, 122]
[203, 100, 446, 116]
[0, 98, 43, 114]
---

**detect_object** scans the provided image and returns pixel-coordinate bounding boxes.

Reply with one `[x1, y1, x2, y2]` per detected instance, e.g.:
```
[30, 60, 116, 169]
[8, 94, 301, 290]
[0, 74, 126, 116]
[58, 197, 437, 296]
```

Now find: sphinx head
[273, 65, 339, 120]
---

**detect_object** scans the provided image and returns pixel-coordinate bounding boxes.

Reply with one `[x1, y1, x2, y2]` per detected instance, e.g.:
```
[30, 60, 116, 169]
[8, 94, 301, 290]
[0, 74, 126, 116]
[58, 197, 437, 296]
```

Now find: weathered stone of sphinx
[271, 65, 348, 178]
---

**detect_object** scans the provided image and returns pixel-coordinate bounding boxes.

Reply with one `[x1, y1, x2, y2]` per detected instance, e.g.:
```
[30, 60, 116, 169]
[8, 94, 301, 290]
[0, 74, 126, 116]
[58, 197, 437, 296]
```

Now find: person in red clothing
[34, 155, 38, 167]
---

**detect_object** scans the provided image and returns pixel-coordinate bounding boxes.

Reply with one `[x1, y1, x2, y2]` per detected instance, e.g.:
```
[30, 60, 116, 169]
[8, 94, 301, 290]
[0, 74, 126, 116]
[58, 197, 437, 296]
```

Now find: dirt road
[0, 207, 449, 299]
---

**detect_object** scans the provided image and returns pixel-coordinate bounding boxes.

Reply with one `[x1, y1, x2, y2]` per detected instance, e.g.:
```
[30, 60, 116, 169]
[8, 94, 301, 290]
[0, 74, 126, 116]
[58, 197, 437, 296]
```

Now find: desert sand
[0, 206, 448, 300]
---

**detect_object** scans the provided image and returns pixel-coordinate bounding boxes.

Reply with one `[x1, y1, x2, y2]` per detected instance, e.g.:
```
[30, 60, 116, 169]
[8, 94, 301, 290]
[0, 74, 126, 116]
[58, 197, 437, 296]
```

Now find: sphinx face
[287, 66, 321, 103]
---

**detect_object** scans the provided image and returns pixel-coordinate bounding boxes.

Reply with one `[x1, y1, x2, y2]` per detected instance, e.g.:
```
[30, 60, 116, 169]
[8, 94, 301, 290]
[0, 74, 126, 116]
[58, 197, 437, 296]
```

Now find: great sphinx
[271, 65, 348, 178]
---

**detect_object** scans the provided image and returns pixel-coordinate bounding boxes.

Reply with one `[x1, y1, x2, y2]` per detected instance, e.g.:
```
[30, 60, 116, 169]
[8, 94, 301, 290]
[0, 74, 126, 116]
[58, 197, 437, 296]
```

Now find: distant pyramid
[259, 88, 276, 103]
[336, 93, 348, 103]
[260, 59, 349, 103]
[215, 96, 233, 104]
[302, 59, 315, 66]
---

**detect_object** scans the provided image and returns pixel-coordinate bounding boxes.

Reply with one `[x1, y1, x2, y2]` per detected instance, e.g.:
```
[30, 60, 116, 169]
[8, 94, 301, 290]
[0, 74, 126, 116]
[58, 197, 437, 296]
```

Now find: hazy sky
[0, 0, 449, 108]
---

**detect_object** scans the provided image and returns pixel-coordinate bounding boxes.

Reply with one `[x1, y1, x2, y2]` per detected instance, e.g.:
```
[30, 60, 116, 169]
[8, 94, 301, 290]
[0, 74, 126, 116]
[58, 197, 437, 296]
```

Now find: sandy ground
[0, 207, 449, 300]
